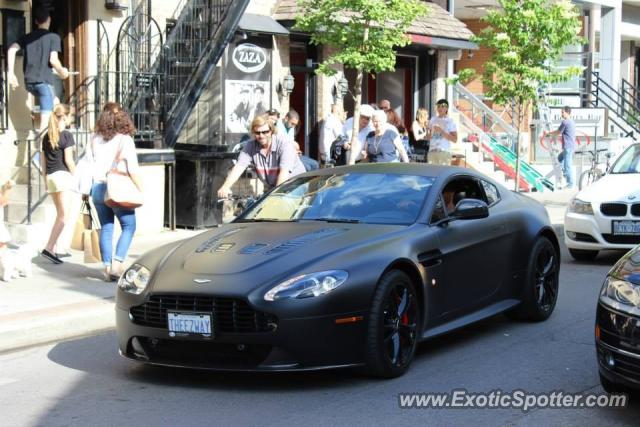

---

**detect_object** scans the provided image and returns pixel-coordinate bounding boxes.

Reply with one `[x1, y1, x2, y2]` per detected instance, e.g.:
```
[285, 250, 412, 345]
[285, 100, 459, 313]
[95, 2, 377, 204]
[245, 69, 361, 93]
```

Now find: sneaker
[42, 249, 63, 264]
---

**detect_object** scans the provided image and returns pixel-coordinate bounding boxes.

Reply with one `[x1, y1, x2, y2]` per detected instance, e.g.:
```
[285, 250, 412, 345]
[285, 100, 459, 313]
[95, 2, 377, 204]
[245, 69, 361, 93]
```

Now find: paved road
[1, 240, 639, 427]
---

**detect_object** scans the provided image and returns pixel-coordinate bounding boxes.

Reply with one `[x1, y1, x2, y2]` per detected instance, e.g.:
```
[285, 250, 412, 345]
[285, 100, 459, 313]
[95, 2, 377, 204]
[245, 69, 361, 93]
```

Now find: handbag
[82, 201, 102, 263]
[104, 137, 143, 209]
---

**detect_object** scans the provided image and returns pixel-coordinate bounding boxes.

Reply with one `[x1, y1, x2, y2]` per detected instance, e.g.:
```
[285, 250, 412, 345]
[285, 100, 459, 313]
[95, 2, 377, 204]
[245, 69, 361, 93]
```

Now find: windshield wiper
[305, 217, 361, 223]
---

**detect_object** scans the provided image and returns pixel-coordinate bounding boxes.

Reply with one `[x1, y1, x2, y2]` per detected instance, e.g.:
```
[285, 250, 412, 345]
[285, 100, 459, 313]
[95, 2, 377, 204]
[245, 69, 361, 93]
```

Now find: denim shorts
[25, 82, 55, 113]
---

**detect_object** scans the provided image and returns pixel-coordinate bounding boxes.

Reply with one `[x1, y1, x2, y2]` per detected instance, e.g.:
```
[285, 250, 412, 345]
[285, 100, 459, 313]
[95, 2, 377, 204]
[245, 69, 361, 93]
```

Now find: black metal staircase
[589, 71, 640, 141]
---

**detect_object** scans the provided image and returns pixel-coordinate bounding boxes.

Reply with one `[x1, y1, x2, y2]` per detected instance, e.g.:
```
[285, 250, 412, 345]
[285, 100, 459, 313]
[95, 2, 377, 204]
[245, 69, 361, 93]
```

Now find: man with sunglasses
[217, 115, 306, 199]
[427, 98, 458, 165]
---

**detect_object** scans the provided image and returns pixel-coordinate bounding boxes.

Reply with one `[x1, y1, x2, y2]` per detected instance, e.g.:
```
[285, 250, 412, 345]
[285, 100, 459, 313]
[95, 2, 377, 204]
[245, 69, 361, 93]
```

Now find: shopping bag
[70, 201, 91, 251]
[83, 229, 102, 263]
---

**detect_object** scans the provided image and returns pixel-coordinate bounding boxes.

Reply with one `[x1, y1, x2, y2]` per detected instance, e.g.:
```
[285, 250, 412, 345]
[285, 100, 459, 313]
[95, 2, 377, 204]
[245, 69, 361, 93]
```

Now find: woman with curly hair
[87, 102, 143, 281]
[41, 104, 75, 264]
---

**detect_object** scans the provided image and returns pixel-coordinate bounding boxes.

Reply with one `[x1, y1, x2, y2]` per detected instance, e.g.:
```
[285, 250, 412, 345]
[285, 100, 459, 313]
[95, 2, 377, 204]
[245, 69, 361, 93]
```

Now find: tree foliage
[463, 0, 583, 109]
[295, 0, 428, 77]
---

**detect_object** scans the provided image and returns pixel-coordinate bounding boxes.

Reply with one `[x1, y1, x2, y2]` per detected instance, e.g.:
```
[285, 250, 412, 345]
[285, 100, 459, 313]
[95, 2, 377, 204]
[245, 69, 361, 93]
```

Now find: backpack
[329, 135, 348, 166]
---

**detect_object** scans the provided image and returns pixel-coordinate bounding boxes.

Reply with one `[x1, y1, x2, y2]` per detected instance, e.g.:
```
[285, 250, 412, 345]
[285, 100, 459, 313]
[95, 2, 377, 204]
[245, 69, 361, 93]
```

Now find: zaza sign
[232, 43, 267, 73]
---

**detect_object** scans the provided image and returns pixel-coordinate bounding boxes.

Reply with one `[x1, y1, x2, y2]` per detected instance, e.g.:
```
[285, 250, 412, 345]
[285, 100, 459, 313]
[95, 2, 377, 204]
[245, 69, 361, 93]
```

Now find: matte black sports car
[596, 244, 640, 392]
[116, 163, 560, 377]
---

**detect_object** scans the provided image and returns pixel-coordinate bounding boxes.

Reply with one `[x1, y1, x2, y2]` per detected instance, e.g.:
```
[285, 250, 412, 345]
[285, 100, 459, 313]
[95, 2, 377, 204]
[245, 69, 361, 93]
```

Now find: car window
[241, 173, 434, 225]
[430, 176, 487, 223]
[480, 179, 500, 206]
[610, 144, 640, 174]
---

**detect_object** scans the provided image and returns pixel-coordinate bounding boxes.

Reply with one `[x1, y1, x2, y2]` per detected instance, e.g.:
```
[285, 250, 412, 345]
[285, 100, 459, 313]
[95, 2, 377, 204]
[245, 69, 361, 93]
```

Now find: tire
[568, 248, 599, 262]
[600, 373, 627, 394]
[365, 270, 420, 378]
[506, 237, 559, 322]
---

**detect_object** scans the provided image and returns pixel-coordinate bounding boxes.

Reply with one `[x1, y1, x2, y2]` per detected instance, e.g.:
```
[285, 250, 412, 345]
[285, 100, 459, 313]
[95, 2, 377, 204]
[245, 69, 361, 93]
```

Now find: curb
[0, 297, 115, 354]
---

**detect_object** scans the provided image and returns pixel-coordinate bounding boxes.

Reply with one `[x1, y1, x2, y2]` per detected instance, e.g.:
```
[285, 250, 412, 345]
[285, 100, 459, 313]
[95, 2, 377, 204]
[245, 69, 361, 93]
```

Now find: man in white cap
[343, 104, 375, 165]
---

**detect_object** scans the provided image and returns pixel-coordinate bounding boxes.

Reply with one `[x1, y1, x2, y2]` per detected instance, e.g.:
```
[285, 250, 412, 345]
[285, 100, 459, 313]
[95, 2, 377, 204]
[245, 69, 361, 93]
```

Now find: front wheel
[365, 270, 420, 378]
[506, 237, 559, 321]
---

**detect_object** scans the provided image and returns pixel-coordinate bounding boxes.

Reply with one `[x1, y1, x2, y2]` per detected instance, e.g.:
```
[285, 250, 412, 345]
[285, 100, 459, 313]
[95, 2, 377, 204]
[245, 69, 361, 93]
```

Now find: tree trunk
[348, 26, 369, 165]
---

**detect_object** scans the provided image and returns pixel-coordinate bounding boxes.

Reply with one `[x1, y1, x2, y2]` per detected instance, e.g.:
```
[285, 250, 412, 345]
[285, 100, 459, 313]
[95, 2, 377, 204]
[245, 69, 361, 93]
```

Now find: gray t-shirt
[18, 29, 62, 85]
[237, 135, 306, 188]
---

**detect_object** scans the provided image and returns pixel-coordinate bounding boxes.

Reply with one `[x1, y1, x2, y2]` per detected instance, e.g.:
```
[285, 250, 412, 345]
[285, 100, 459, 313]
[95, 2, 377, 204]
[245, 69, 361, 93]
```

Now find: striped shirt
[236, 134, 306, 188]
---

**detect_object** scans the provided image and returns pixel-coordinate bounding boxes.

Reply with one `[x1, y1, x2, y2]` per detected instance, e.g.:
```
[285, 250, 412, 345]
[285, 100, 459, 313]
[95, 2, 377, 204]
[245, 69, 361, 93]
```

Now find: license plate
[167, 312, 212, 336]
[612, 220, 640, 235]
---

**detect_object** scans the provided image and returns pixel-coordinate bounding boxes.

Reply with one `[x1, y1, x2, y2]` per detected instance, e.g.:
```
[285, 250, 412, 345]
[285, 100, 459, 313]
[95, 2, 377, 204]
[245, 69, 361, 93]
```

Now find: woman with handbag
[87, 103, 143, 281]
[41, 104, 75, 264]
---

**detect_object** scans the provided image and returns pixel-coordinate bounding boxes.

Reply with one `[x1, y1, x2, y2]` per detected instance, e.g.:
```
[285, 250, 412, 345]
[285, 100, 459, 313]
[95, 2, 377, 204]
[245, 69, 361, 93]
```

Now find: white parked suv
[564, 143, 640, 261]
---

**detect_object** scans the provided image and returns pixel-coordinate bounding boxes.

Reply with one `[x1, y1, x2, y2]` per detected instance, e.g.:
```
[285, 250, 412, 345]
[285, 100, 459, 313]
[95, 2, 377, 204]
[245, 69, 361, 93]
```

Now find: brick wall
[455, 19, 490, 96]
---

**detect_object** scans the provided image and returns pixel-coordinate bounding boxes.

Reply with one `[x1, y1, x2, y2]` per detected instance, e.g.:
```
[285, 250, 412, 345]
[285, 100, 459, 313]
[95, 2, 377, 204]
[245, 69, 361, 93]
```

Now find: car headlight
[118, 264, 151, 295]
[264, 270, 348, 301]
[569, 198, 594, 215]
[599, 276, 640, 316]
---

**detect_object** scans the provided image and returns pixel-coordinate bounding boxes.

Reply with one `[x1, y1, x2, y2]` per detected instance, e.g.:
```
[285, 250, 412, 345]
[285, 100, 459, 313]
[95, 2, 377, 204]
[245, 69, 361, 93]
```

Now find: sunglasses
[437, 104, 448, 108]
[253, 129, 271, 135]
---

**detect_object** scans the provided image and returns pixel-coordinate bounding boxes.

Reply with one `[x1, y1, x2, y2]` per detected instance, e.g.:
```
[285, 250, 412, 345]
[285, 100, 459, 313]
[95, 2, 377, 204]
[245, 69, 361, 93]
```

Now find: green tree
[458, 0, 583, 190]
[295, 0, 427, 164]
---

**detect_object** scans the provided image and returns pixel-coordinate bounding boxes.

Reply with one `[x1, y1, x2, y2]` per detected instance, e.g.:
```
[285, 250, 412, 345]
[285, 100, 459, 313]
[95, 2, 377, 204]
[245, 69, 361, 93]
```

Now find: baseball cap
[359, 104, 374, 117]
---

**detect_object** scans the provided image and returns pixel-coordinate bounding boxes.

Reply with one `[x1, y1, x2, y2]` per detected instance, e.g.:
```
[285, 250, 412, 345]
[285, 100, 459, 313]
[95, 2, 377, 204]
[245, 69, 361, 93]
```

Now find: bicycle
[575, 148, 611, 190]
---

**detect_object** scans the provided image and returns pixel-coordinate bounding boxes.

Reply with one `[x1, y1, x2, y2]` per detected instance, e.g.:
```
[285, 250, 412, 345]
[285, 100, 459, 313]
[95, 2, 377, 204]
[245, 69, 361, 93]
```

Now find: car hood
[609, 245, 640, 286]
[152, 221, 404, 282]
[578, 173, 640, 202]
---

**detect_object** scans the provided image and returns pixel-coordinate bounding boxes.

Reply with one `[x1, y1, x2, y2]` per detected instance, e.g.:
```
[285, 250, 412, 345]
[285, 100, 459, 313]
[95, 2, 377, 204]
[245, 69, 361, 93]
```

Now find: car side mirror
[451, 198, 489, 220]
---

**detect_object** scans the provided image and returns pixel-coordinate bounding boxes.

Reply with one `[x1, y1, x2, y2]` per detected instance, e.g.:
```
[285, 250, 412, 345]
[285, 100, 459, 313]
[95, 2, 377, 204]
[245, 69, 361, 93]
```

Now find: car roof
[304, 163, 473, 179]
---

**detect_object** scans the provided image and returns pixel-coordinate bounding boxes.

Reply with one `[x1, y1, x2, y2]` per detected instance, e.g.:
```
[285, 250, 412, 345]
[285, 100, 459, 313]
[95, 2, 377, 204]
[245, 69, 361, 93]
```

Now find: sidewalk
[0, 189, 577, 354]
[0, 228, 203, 354]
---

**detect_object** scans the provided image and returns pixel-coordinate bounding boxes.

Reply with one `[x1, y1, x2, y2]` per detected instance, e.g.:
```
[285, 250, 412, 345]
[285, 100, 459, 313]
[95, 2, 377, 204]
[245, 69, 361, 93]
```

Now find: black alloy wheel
[507, 237, 559, 321]
[366, 270, 420, 378]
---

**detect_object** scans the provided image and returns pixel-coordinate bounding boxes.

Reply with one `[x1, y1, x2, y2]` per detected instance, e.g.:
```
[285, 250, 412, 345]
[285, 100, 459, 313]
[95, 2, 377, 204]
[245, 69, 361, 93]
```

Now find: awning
[238, 13, 290, 36]
[410, 34, 478, 51]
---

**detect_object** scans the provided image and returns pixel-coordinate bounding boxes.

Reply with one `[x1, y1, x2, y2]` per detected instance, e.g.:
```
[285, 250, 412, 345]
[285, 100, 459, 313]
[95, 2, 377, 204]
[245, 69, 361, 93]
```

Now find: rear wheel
[507, 237, 559, 321]
[365, 270, 420, 378]
[569, 248, 599, 262]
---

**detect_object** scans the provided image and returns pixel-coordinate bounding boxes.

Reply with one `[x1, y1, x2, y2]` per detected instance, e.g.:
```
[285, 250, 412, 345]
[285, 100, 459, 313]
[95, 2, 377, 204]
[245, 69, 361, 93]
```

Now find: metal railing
[590, 71, 640, 139]
[452, 83, 554, 192]
[1, 47, 8, 132]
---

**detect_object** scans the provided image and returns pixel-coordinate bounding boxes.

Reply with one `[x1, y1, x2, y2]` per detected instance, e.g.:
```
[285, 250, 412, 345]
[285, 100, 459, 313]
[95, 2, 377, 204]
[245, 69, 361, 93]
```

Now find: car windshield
[239, 173, 434, 225]
[610, 144, 640, 174]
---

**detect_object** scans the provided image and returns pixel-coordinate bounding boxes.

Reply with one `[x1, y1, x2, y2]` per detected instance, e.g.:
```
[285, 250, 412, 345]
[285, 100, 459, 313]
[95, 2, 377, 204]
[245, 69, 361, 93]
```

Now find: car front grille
[600, 203, 628, 217]
[598, 345, 640, 383]
[130, 295, 278, 333]
[602, 234, 640, 244]
[632, 203, 640, 217]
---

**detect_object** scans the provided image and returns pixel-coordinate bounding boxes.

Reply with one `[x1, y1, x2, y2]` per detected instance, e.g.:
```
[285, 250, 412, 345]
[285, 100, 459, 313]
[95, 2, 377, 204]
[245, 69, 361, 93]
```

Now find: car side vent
[195, 228, 244, 253]
[600, 203, 627, 217]
[265, 228, 346, 255]
[632, 203, 640, 217]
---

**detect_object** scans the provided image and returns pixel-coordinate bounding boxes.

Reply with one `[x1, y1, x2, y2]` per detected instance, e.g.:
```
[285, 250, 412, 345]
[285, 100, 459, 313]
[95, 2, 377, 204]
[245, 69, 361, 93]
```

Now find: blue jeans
[25, 82, 55, 113]
[91, 182, 136, 266]
[558, 148, 574, 188]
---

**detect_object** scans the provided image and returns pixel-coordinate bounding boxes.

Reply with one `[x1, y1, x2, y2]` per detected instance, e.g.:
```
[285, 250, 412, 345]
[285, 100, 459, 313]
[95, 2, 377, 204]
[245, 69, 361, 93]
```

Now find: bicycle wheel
[579, 170, 595, 190]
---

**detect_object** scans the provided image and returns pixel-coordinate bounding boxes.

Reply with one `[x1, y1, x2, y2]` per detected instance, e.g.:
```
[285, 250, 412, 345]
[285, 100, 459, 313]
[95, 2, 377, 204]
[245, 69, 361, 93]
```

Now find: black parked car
[596, 245, 640, 392]
[116, 163, 560, 377]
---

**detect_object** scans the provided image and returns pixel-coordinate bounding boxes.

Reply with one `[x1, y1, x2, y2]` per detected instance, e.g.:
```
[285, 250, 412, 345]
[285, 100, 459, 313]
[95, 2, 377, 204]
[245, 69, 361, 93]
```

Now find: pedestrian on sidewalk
[6, 6, 70, 132]
[411, 108, 429, 162]
[41, 104, 75, 264]
[87, 102, 142, 281]
[0, 180, 14, 249]
[362, 110, 410, 163]
[427, 99, 458, 166]
[549, 106, 576, 189]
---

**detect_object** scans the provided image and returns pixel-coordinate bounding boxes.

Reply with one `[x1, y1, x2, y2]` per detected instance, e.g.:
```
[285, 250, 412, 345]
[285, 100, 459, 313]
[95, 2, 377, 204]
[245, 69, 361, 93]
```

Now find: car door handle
[418, 250, 442, 267]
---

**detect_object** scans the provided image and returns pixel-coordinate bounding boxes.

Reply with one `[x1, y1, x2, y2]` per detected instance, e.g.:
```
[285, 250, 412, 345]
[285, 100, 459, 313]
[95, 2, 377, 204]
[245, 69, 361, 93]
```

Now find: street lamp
[279, 73, 295, 97]
[335, 76, 349, 100]
[105, 0, 129, 10]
